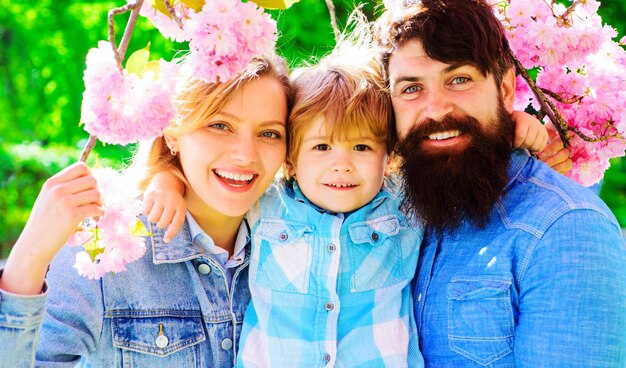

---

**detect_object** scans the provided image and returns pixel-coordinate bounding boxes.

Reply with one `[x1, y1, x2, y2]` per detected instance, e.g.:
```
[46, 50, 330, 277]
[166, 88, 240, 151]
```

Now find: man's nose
[422, 88, 454, 123]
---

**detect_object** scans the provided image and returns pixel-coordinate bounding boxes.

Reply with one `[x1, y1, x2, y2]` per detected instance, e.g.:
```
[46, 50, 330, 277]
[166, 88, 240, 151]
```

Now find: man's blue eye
[403, 85, 420, 94]
[451, 77, 470, 85]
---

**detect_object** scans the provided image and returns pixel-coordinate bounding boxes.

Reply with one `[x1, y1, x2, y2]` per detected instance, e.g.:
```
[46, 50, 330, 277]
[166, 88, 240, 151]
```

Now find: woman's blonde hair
[133, 54, 294, 192]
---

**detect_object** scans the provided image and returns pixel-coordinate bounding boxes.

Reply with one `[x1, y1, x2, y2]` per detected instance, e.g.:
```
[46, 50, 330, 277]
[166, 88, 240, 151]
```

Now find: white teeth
[328, 183, 356, 188]
[215, 169, 254, 181]
[428, 130, 461, 140]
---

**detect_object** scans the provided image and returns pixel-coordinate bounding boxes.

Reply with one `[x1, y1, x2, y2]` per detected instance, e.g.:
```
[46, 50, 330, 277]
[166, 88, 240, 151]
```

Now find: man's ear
[500, 68, 516, 113]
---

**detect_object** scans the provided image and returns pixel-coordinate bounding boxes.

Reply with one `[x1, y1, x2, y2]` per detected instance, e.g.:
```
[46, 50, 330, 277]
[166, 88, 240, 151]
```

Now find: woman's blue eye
[208, 122, 229, 131]
[261, 131, 281, 139]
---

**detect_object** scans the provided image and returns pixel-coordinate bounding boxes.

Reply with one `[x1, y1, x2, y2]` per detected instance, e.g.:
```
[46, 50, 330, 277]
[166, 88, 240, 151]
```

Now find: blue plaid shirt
[237, 181, 425, 367]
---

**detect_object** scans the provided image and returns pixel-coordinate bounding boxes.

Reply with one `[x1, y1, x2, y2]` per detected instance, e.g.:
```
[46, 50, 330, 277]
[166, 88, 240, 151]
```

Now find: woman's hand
[0, 162, 104, 295]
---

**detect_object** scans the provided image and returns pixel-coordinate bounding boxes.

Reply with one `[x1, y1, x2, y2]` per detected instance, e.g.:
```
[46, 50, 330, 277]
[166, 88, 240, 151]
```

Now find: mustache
[406, 114, 485, 141]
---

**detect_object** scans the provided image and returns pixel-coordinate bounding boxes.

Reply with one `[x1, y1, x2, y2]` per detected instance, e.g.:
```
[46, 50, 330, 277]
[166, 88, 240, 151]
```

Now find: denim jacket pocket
[347, 215, 406, 292]
[112, 312, 205, 365]
[447, 275, 514, 366]
[252, 218, 313, 293]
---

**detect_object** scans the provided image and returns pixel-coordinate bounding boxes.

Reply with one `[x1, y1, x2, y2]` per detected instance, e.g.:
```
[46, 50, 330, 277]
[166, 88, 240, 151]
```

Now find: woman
[0, 54, 293, 367]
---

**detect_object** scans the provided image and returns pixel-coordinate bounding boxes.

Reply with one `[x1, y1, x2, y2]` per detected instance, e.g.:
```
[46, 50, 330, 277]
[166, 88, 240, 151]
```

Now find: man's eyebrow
[391, 62, 476, 86]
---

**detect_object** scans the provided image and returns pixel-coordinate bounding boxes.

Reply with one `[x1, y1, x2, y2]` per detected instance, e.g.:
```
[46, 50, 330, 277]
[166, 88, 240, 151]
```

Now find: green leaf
[126, 44, 151, 76]
[148, 0, 173, 18]
[129, 219, 153, 237]
[181, 0, 204, 12]
[250, 0, 300, 10]
[83, 227, 104, 262]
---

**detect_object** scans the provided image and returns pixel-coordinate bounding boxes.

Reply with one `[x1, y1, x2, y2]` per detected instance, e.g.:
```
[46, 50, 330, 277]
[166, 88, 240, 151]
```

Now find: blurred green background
[0, 0, 624, 256]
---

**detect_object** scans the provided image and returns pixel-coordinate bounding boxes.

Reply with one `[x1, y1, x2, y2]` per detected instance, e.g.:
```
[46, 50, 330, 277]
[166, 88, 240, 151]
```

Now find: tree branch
[325, 0, 340, 42]
[511, 52, 571, 147]
[80, 0, 145, 163]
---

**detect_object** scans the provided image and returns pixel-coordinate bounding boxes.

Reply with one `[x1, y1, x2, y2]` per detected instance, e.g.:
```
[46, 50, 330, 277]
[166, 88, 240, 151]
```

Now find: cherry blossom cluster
[80, 41, 177, 145]
[67, 168, 149, 279]
[497, 0, 626, 186]
[139, 0, 277, 84]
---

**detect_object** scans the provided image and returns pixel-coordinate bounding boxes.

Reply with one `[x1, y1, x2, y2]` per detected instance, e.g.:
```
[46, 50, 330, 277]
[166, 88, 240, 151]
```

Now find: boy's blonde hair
[287, 33, 394, 177]
[135, 54, 294, 191]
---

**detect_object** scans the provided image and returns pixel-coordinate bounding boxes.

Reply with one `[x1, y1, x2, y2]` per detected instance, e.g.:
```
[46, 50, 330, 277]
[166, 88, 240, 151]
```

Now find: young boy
[145, 49, 552, 367]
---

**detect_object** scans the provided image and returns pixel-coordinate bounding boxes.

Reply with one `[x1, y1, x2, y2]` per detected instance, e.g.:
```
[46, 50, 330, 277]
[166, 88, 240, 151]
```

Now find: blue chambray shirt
[414, 150, 626, 367]
[237, 181, 425, 367]
[0, 215, 251, 368]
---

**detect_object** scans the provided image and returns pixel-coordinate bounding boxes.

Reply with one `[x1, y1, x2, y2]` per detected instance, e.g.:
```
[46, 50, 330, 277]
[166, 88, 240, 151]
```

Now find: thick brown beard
[397, 104, 515, 235]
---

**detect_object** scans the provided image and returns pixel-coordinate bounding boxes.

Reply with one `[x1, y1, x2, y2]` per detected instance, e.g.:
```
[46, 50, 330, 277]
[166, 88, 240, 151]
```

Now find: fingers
[537, 136, 565, 161]
[513, 122, 529, 149]
[164, 209, 186, 243]
[146, 201, 165, 224]
[47, 162, 92, 185]
[541, 148, 572, 173]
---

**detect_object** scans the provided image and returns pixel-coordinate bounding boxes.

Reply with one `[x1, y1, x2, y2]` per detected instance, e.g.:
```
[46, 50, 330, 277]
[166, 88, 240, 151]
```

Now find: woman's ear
[164, 135, 180, 155]
[285, 160, 296, 180]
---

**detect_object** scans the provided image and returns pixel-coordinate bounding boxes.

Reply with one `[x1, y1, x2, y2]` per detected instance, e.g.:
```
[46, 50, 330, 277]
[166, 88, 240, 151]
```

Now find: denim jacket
[0, 216, 251, 368]
[238, 181, 424, 367]
[414, 150, 626, 367]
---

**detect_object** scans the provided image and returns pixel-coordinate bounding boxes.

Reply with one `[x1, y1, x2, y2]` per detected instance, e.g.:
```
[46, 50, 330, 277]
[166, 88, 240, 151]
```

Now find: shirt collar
[186, 211, 249, 260]
[149, 213, 250, 264]
[505, 149, 531, 191]
[289, 180, 393, 215]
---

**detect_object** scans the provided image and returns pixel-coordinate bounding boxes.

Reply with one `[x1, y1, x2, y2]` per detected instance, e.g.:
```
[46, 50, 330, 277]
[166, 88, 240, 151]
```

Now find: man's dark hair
[375, 0, 514, 85]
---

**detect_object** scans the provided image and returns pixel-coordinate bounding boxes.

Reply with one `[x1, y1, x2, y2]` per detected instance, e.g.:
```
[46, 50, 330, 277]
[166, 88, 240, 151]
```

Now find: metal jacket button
[198, 263, 211, 275]
[221, 338, 233, 350]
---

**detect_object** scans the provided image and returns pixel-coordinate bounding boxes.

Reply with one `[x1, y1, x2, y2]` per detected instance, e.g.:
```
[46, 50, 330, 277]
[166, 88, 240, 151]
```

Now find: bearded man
[375, 0, 626, 366]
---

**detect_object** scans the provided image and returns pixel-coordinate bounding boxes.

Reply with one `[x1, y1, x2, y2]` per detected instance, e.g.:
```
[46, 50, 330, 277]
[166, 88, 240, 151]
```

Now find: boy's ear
[500, 68, 516, 113]
[385, 153, 402, 176]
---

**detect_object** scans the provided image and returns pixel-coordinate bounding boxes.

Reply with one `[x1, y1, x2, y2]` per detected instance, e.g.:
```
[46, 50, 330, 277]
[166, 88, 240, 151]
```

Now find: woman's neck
[186, 203, 244, 256]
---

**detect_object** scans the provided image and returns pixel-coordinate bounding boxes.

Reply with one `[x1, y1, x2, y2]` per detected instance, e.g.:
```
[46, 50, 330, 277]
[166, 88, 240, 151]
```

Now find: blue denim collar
[149, 219, 207, 264]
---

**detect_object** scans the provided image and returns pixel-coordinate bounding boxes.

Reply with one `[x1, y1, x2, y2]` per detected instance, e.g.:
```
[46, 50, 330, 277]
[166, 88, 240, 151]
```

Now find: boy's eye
[313, 144, 331, 151]
[354, 144, 370, 151]
[261, 130, 281, 139]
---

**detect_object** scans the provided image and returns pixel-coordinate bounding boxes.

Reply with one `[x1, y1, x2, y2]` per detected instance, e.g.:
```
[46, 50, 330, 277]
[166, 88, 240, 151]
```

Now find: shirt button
[279, 231, 289, 241]
[417, 293, 422, 302]
[371, 232, 379, 241]
[197, 263, 211, 275]
[327, 243, 336, 253]
[155, 334, 169, 348]
[221, 338, 233, 350]
[324, 302, 334, 311]
[323, 353, 331, 363]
